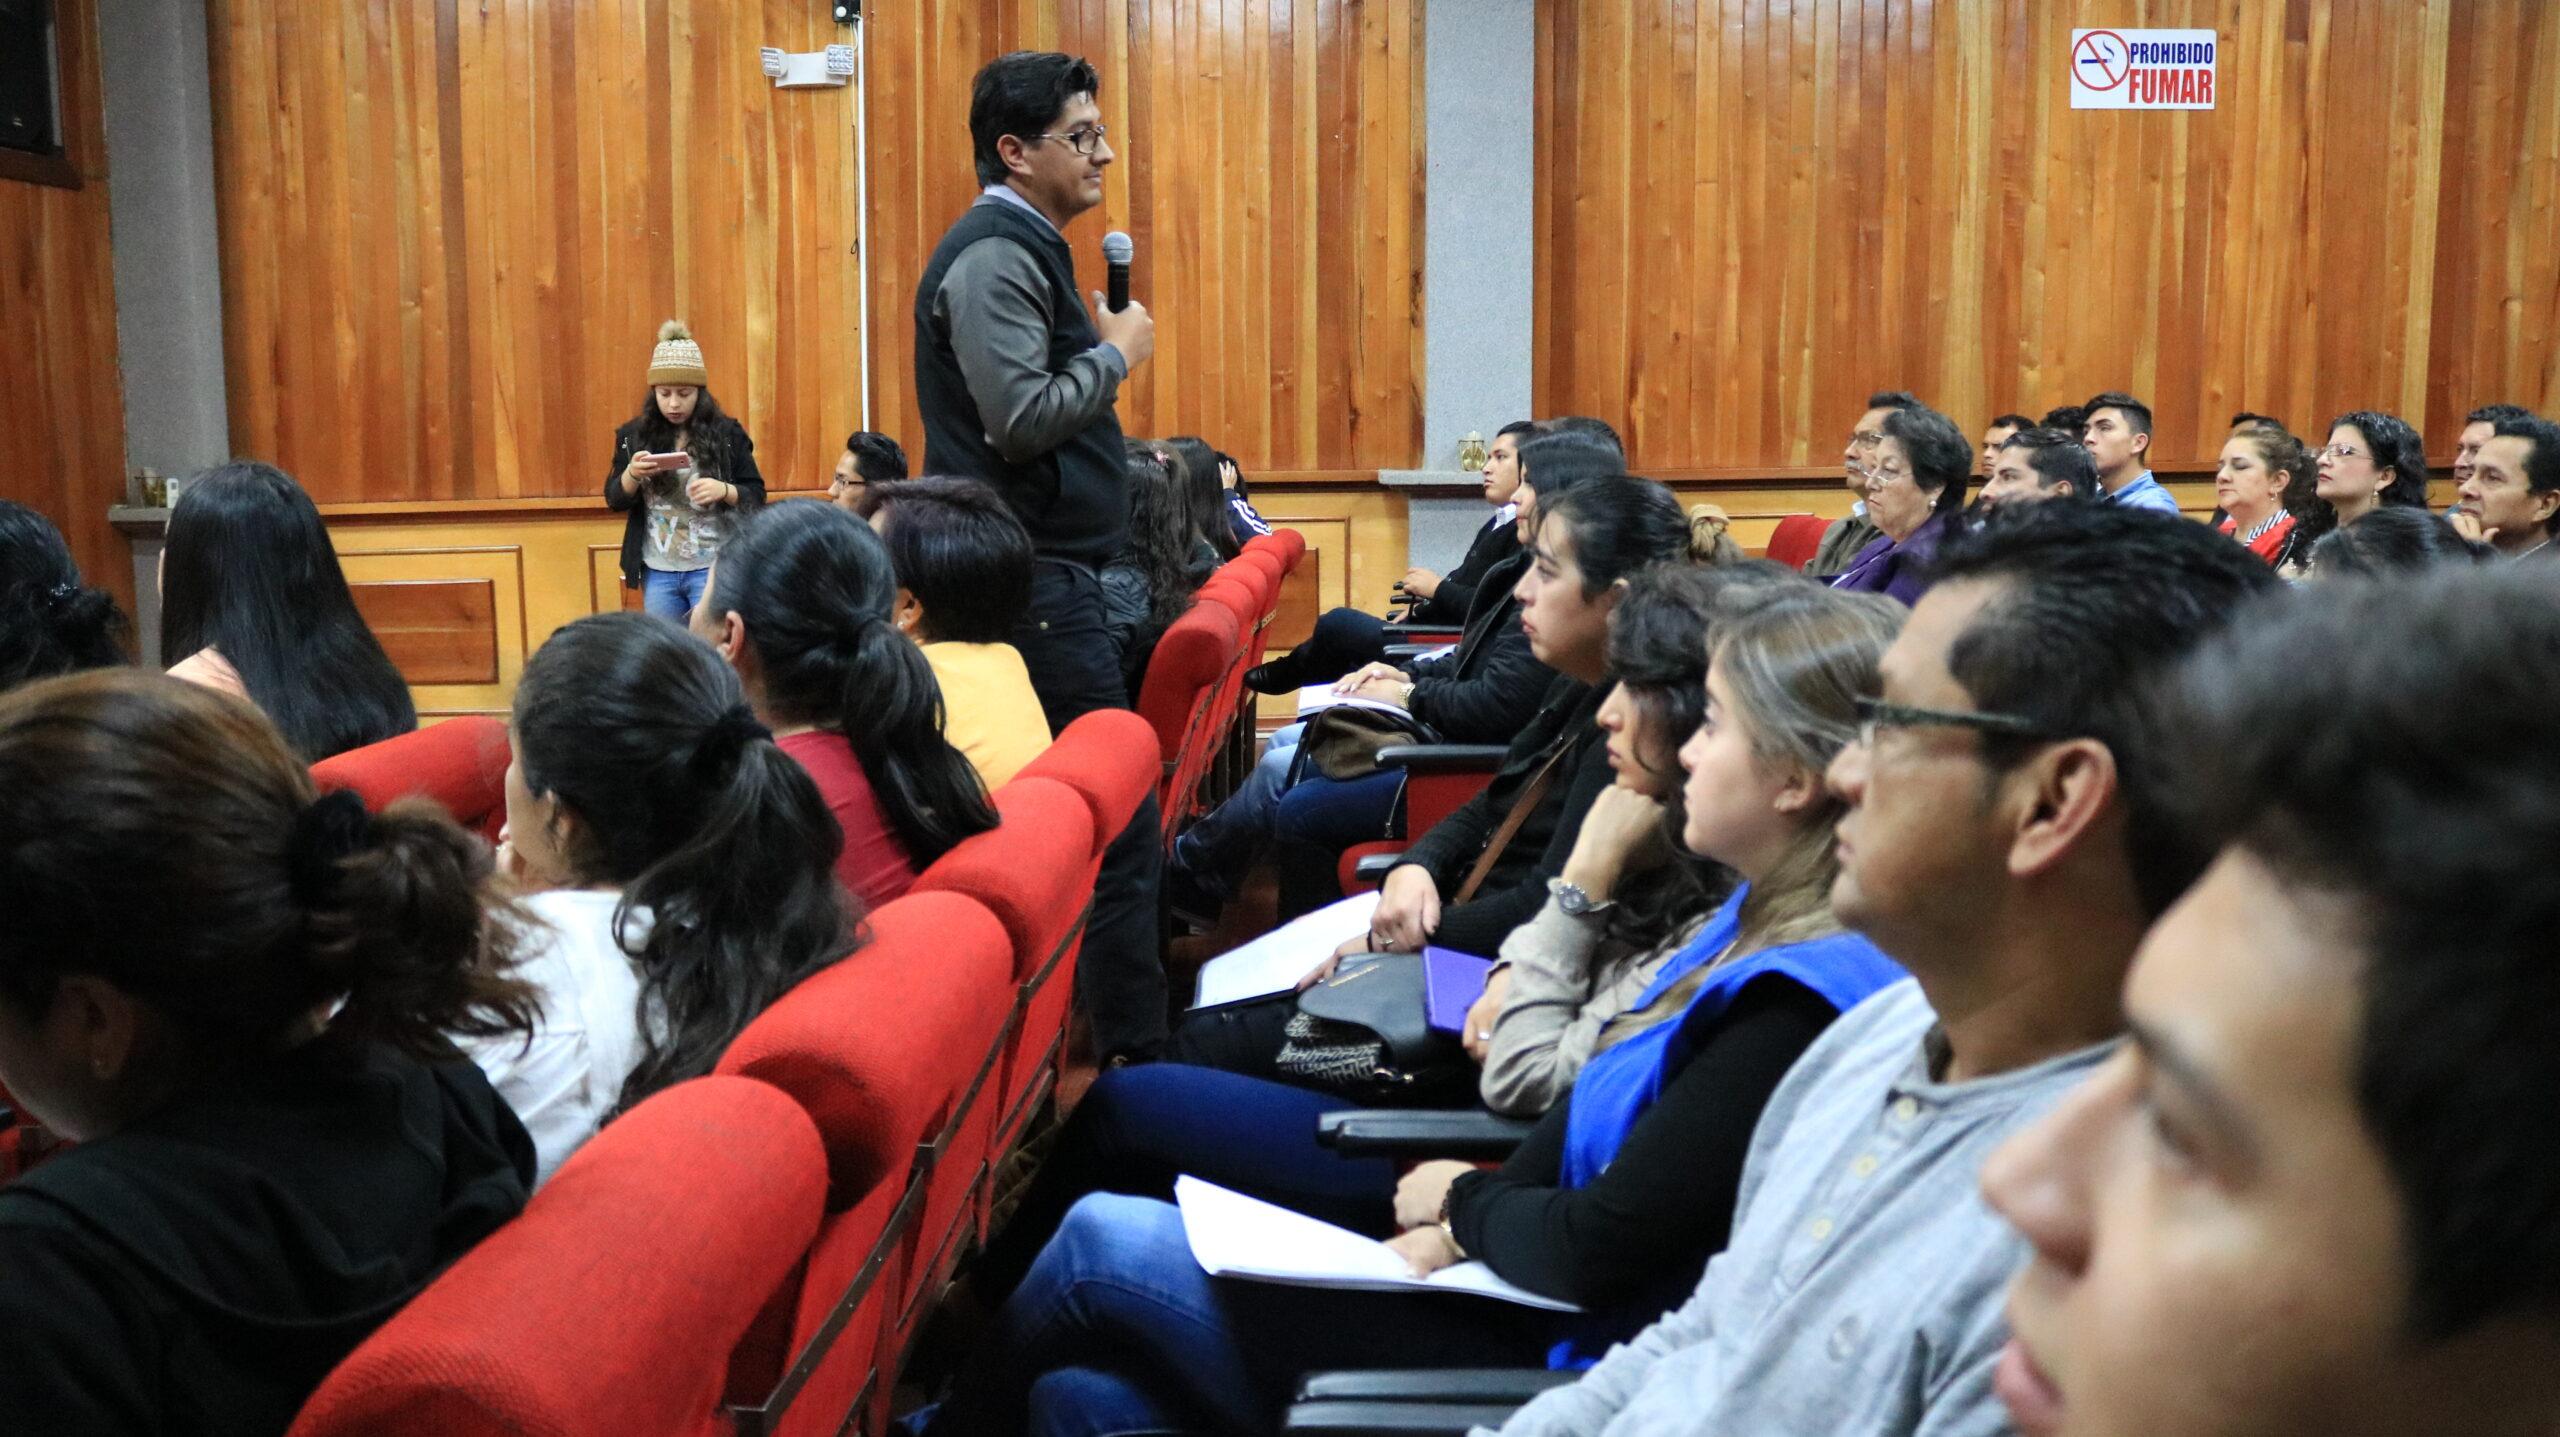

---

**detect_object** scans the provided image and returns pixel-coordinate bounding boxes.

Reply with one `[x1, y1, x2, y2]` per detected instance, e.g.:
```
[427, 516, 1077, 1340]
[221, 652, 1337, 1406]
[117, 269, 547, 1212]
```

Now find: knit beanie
[647, 320, 709, 387]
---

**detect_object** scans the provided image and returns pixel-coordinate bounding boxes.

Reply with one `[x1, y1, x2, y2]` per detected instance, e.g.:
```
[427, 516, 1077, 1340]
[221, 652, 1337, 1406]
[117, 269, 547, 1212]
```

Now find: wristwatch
[1549, 877, 1616, 919]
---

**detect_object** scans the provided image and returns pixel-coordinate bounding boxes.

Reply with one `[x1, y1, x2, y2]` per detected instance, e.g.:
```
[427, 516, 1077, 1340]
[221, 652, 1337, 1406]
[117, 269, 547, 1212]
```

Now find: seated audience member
[695, 501, 999, 908]
[2081, 392, 2182, 514]
[2450, 401, 2534, 489]
[158, 461, 417, 762]
[2316, 410, 2432, 529]
[0, 671, 536, 1430]
[1176, 434, 1614, 919]
[1248, 421, 1533, 695]
[1539, 414, 1627, 460]
[2214, 422, 2307, 565]
[1165, 436, 1268, 556]
[1985, 564, 2560, 1437]
[2451, 414, 2560, 562]
[865, 476, 1052, 789]
[2039, 402, 2089, 439]
[1977, 427, 2099, 512]
[1810, 391, 1922, 577]
[2229, 409, 2287, 435]
[2309, 506, 2492, 578]
[0, 499, 127, 691]
[924, 587, 1907, 1437]
[468, 612, 854, 1180]
[1979, 412, 2033, 476]
[1400, 421, 1538, 624]
[1102, 441, 1202, 698]
[828, 430, 910, 513]
[1829, 401, 1970, 604]
[1684, 504, 1747, 566]
[1171, 477, 1702, 1074]
[1488, 504, 2277, 1437]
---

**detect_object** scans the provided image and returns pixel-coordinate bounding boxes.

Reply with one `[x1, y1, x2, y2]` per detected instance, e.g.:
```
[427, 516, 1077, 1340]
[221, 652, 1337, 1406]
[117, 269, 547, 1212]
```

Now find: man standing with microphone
[915, 51, 1164, 1063]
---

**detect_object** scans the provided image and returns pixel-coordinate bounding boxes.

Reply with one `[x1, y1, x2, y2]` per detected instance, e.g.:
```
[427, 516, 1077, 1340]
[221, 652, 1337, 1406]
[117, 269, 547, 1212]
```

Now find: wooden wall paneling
[1538, 0, 2544, 477]
[1, 0, 131, 607]
[349, 577, 501, 685]
[331, 539, 533, 716]
[209, 0, 868, 510]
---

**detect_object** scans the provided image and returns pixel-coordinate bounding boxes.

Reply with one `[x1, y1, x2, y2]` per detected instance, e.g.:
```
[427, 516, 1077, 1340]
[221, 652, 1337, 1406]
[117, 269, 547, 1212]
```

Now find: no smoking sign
[2071, 27, 2217, 110]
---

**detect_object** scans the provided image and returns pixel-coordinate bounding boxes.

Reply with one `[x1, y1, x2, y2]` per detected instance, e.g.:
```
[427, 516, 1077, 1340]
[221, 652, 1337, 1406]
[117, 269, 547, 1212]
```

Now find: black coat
[1411, 512, 1523, 625]
[602, 413, 766, 588]
[1401, 548, 1552, 744]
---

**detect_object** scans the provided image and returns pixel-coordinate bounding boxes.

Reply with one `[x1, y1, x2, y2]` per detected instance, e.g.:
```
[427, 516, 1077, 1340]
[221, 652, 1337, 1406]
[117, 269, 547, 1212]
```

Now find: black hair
[2160, 564, 2560, 1339]
[1215, 448, 1249, 501]
[1513, 431, 1625, 507]
[1538, 415, 1626, 464]
[866, 476, 1035, 644]
[2466, 403, 2536, 429]
[1117, 441, 1197, 637]
[1881, 403, 1974, 517]
[705, 502, 999, 868]
[1536, 476, 1697, 597]
[631, 385, 732, 462]
[2038, 403, 2089, 436]
[2308, 506, 2492, 577]
[514, 612, 853, 1109]
[2229, 410, 2287, 432]
[1590, 563, 1807, 954]
[2084, 391, 2155, 440]
[0, 670, 535, 1074]
[1495, 419, 1539, 443]
[2328, 410, 2432, 509]
[1986, 413, 2035, 434]
[1926, 502, 2281, 918]
[1162, 436, 1239, 560]
[970, 51, 1102, 186]
[844, 431, 910, 485]
[1866, 390, 1922, 413]
[159, 462, 417, 763]
[1997, 427, 2100, 500]
[0, 500, 127, 692]
[2492, 415, 2560, 538]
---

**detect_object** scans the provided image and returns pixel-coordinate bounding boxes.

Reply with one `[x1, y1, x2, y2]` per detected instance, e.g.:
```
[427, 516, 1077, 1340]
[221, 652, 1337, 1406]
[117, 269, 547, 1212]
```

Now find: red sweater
[777, 731, 920, 911]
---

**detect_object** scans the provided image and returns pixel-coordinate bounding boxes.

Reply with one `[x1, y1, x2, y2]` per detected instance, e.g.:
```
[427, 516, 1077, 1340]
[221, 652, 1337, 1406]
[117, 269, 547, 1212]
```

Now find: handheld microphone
[1103, 231, 1134, 312]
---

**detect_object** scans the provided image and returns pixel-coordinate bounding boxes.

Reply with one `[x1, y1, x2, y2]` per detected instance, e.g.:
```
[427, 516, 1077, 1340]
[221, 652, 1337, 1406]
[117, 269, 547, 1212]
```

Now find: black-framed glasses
[1034, 123, 1109, 156]
[1854, 696, 2063, 749]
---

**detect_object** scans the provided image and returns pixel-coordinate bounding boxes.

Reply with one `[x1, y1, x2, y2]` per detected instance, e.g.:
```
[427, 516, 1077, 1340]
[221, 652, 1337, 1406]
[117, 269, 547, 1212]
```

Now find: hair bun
[657, 319, 691, 343]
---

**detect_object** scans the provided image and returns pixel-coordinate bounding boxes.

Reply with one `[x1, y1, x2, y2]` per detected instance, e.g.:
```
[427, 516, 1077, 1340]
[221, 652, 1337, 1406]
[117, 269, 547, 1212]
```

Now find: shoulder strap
[1451, 740, 1572, 906]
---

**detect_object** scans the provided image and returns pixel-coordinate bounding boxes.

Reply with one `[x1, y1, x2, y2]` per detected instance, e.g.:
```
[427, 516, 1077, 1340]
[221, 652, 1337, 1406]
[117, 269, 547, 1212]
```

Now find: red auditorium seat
[1763, 513, 1829, 571]
[288, 1075, 827, 1437]
[1135, 598, 1242, 829]
[715, 890, 1014, 1437]
[1017, 709, 1159, 849]
[309, 716, 511, 843]
[908, 777, 1095, 1219]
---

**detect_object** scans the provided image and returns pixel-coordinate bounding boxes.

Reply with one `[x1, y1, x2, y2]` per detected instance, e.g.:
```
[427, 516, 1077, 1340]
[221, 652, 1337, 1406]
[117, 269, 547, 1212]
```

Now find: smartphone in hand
[642, 451, 693, 470]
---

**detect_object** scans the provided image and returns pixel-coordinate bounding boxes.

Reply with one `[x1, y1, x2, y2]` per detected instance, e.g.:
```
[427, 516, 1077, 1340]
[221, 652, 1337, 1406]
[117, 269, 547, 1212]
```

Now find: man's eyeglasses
[1853, 697, 2062, 750]
[1034, 123, 1110, 157]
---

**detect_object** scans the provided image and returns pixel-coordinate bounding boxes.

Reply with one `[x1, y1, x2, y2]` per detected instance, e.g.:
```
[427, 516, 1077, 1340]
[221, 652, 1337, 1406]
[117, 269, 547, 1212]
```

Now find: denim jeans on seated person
[925, 1192, 1549, 1437]
[640, 565, 711, 621]
[1171, 723, 1306, 900]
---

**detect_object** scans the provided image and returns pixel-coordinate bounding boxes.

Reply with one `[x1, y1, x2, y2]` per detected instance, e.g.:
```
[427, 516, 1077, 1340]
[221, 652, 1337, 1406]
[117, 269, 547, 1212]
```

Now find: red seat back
[290, 1076, 826, 1437]
[1765, 513, 1828, 571]
[1134, 600, 1239, 763]
[310, 717, 511, 842]
[911, 778, 1092, 989]
[1018, 709, 1159, 848]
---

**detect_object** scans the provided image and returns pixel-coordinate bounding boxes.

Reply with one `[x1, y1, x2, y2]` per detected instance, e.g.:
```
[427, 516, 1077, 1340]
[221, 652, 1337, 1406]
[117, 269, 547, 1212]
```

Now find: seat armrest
[1316, 1109, 1538, 1158]
[1381, 623, 1465, 641]
[1350, 851, 1407, 884]
[1381, 643, 1452, 661]
[1297, 1370, 1578, 1404]
[1375, 744, 1508, 775]
[1283, 1400, 1527, 1437]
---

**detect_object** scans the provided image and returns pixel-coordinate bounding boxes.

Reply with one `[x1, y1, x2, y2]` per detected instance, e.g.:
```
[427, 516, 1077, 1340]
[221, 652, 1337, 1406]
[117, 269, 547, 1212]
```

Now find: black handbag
[1274, 954, 1475, 1103]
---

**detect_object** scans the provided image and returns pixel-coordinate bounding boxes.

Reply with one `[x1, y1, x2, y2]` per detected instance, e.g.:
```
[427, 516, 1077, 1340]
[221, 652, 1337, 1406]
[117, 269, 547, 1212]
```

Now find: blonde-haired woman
[602, 320, 765, 620]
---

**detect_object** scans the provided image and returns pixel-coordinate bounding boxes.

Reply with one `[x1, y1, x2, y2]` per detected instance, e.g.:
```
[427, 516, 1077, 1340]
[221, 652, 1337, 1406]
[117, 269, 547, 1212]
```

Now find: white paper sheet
[1175, 1176, 1581, 1312]
[1296, 684, 1415, 719]
[1189, 892, 1382, 1008]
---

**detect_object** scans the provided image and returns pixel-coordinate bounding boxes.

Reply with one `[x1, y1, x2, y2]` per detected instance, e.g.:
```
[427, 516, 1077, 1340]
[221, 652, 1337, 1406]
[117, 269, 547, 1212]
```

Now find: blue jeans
[640, 565, 711, 621]
[1171, 723, 1304, 898]
[930, 1193, 1547, 1437]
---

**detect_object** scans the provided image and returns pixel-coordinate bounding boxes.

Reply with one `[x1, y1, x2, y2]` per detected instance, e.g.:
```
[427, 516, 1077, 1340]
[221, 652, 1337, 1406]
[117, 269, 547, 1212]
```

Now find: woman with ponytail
[0, 499, 128, 691]
[471, 612, 854, 1179]
[602, 320, 766, 619]
[694, 501, 1000, 905]
[0, 670, 538, 1430]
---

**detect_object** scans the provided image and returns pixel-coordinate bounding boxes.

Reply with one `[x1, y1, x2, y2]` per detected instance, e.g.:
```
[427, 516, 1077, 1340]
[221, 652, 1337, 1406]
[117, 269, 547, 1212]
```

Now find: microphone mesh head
[1102, 231, 1134, 264]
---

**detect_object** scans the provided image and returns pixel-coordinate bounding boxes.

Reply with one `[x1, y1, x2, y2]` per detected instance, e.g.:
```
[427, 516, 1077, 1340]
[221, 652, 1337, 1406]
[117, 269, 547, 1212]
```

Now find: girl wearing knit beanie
[602, 321, 767, 620]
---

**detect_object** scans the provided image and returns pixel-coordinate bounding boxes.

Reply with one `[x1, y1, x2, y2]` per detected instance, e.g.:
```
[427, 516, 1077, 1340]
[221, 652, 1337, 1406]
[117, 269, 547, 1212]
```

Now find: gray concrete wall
[97, 0, 230, 482]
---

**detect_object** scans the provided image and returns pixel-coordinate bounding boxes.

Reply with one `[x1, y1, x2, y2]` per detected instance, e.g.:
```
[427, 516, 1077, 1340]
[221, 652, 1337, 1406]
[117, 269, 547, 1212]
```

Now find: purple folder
[1422, 946, 1497, 1036]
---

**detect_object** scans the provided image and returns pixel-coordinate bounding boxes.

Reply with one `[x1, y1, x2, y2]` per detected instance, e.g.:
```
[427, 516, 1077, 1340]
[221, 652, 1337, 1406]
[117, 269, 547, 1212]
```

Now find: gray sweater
[1492, 979, 2113, 1437]
[1477, 901, 1703, 1118]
